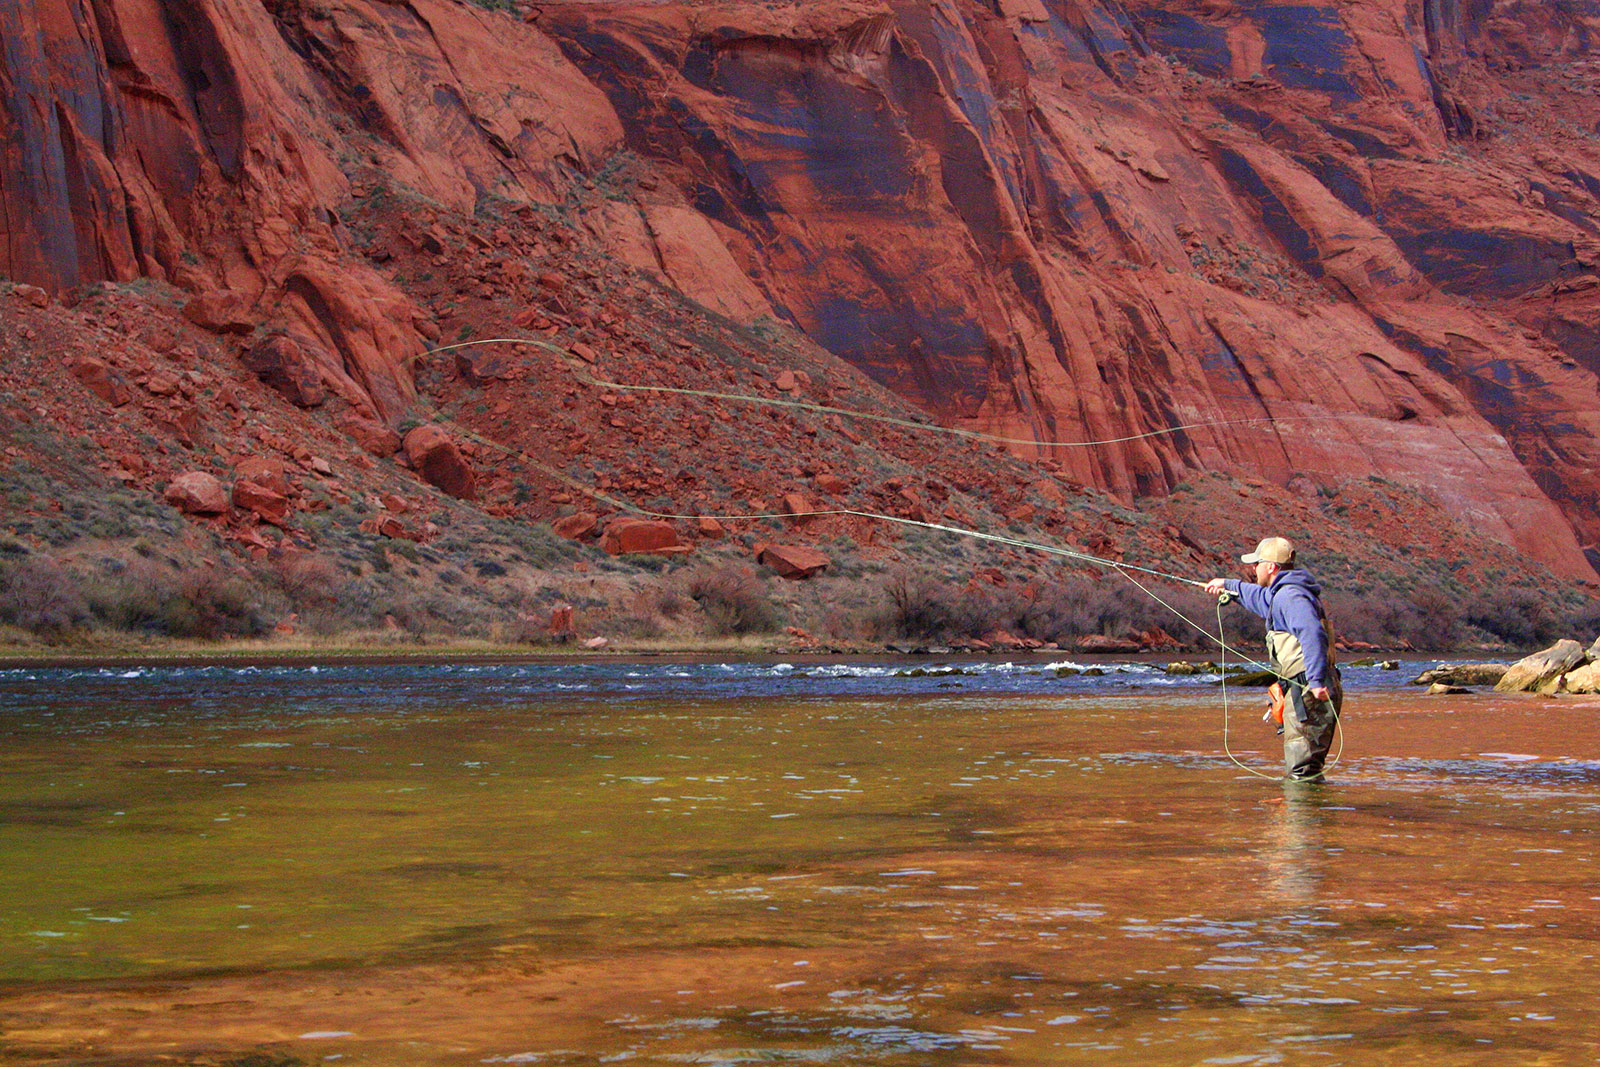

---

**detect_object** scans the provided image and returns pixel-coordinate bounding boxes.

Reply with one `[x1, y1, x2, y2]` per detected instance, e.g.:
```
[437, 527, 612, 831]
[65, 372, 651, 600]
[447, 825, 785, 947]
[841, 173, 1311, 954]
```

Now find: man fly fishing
[1205, 537, 1342, 781]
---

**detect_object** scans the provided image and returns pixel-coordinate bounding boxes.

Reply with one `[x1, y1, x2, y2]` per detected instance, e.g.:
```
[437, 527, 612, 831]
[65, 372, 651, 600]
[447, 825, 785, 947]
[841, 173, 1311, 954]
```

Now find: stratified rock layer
[5, 0, 1600, 579]
[537, 0, 1600, 578]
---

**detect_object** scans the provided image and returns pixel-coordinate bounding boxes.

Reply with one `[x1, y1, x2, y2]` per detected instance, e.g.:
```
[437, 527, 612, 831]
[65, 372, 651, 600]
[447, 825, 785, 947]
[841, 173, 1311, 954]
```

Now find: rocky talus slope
[2, 0, 1599, 645]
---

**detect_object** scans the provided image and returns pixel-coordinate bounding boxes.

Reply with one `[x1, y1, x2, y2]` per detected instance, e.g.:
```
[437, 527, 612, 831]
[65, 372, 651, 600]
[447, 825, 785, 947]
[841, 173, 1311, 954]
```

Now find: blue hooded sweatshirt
[1222, 569, 1333, 688]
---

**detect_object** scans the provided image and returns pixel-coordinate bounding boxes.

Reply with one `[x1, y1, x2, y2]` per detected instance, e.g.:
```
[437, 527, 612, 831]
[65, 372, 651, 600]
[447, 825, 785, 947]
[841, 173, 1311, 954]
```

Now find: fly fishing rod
[411, 336, 1344, 779]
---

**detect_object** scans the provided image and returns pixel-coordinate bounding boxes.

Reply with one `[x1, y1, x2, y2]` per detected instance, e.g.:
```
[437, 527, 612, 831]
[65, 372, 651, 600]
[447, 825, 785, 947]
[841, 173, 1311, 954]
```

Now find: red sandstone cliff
[4, 0, 1600, 580]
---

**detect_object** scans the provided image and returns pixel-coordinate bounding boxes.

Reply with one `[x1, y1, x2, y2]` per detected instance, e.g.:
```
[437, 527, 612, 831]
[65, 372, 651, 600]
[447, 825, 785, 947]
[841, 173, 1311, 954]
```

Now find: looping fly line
[415, 335, 1342, 779]
[426, 337, 1358, 449]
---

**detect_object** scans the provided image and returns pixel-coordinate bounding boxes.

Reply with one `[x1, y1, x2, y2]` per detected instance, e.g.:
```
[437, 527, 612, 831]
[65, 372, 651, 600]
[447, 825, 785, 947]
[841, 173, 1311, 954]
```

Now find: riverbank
[0, 631, 810, 669]
[0, 629, 1487, 672]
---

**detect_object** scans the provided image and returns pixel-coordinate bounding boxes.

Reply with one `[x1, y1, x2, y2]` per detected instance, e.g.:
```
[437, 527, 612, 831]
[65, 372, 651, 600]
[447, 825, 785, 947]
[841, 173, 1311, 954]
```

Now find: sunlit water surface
[1, 658, 1598, 1065]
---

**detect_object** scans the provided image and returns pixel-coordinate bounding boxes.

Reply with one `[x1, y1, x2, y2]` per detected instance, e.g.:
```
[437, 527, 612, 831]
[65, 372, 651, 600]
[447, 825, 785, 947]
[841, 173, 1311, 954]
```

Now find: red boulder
[757, 544, 830, 580]
[233, 456, 291, 497]
[182, 291, 255, 334]
[233, 481, 290, 526]
[403, 424, 476, 499]
[69, 358, 130, 407]
[814, 473, 847, 496]
[602, 519, 689, 556]
[164, 471, 230, 515]
[241, 332, 328, 407]
[781, 492, 816, 523]
[553, 512, 600, 540]
[338, 415, 402, 457]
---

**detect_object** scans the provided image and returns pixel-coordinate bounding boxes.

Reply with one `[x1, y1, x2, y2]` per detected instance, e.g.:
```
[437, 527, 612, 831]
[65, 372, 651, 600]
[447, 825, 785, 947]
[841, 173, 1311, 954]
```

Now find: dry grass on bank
[3, 526, 1597, 663]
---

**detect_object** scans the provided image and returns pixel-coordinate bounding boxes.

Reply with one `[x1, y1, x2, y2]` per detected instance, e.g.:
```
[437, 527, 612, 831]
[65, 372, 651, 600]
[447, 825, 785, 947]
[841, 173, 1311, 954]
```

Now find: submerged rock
[1164, 661, 1219, 675]
[1413, 663, 1510, 687]
[1217, 670, 1278, 687]
[895, 666, 973, 678]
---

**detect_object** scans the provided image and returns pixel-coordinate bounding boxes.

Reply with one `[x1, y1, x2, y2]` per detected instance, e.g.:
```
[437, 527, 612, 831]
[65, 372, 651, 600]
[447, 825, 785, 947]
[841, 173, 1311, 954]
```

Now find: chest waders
[1265, 623, 1342, 781]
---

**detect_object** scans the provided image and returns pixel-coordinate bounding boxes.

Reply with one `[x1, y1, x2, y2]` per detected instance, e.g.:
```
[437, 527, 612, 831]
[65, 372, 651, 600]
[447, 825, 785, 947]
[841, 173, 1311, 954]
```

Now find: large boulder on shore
[1075, 634, 1143, 654]
[1560, 661, 1600, 694]
[1495, 640, 1590, 694]
[1413, 664, 1511, 687]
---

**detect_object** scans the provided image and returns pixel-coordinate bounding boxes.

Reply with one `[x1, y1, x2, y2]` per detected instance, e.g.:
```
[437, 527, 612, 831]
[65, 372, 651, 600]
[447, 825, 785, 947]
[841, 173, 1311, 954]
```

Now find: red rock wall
[0, 0, 624, 421]
[5, 0, 1600, 579]
[537, 0, 1600, 579]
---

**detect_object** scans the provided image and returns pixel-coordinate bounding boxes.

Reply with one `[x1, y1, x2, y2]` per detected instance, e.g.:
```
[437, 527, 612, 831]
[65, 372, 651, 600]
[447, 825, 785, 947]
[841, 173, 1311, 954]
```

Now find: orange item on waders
[1265, 682, 1288, 726]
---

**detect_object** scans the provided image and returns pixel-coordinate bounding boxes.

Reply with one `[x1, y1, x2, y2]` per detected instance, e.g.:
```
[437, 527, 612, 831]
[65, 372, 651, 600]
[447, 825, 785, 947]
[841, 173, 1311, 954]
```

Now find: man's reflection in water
[1262, 783, 1332, 906]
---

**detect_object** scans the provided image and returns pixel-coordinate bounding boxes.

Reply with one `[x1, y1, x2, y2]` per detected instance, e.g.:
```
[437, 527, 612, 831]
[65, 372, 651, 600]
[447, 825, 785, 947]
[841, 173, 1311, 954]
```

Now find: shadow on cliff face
[5, 0, 1600, 605]
[534, 0, 1600, 577]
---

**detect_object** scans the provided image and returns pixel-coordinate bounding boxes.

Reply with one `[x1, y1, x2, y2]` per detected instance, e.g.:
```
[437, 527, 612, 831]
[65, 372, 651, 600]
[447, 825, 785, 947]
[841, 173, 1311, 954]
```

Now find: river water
[1, 657, 1597, 1065]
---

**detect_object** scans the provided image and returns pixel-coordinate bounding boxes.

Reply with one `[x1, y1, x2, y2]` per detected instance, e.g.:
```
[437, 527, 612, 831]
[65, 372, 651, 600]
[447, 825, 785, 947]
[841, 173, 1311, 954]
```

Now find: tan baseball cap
[1241, 536, 1295, 565]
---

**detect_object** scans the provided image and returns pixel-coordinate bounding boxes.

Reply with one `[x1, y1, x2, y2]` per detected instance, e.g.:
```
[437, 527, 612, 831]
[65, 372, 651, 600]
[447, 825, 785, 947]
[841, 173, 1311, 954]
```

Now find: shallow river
[1, 658, 1597, 1066]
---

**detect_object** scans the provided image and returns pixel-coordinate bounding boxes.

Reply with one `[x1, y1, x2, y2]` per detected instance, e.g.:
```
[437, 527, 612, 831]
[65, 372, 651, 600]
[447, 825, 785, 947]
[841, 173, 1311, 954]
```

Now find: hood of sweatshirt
[1271, 568, 1322, 599]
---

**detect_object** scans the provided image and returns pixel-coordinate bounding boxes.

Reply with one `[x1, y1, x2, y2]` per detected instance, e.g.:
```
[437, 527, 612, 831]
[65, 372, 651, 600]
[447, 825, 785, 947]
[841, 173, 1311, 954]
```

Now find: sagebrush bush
[633, 582, 694, 622]
[874, 567, 1024, 641]
[83, 559, 273, 639]
[0, 556, 90, 635]
[1020, 576, 1211, 645]
[877, 567, 960, 640]
[1465, 587, 1558, 647]
[681, 563, 780, 635]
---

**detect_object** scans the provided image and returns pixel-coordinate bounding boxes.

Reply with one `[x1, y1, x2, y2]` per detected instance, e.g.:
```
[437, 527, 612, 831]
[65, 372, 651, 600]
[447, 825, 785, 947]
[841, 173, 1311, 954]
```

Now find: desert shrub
[1464, 587, 1558, 648]
[875, 567, 1021, 641]
[266, 551, 365, 635]
[1018, 577, 1098, 642]
[1021, 576, 1201, 643]
[632, 582, 693, 622]
[877, 567, 962, 640]
[270, 552, 346, 610]
[1561, 598, 1600, 645]
[506, 523, 590, 568]
[386, 595, 436, 638]
[606, 612, 666, 638]
[0, 556, 90, 636]
[306, 574, 391, 631]
[84, 559, 273, 639]
[1406, 588, 1463, 650]
[682, 563, 780, 635]
[1325, 590, 1432, 648]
